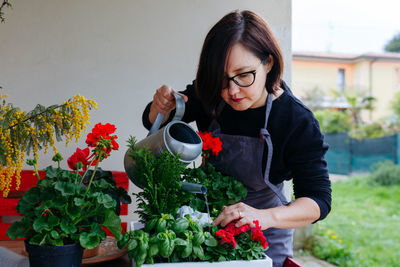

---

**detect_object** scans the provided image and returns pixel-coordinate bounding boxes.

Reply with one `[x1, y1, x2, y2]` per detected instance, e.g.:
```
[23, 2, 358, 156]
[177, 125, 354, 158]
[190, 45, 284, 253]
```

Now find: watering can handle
[148, 93, 185, 136]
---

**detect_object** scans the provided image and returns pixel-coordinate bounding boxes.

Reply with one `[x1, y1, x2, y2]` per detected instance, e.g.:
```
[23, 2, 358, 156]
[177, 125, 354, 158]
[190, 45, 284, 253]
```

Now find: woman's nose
[228, 80, 240, 95]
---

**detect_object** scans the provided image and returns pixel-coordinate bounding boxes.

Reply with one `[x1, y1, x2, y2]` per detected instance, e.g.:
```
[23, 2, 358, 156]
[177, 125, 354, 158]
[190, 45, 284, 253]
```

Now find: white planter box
[132, 257, 272, 267]
[129, 221, 272, 267]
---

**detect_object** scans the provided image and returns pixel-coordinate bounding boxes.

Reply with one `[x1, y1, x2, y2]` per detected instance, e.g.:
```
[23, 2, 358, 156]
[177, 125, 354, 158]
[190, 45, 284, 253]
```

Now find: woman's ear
[266, 54, 274, 72]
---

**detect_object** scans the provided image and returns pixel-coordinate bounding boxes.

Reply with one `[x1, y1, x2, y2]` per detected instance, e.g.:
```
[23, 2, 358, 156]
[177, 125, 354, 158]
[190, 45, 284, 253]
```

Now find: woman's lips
[232, 98, 244, 103]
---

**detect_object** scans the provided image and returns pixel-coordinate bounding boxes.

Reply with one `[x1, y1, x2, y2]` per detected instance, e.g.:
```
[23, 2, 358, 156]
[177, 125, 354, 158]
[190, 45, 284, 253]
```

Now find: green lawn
[309, 175, 400, 266]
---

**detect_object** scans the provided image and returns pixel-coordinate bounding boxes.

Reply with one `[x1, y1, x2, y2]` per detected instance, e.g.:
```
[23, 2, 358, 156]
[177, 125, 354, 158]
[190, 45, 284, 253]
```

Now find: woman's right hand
[149, 85, 188, 124]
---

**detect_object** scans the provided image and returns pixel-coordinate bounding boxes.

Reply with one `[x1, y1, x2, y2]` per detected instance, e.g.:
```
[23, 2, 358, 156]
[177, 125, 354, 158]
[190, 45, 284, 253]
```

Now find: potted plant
[6, 122, 130, 267]
[119, 135, 272, 267]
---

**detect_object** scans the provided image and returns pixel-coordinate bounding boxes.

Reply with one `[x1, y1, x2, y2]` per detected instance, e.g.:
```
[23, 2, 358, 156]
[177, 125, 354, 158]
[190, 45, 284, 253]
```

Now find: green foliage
[314, 109, 351, 134]
[183, 163, 247, 217]
[301, 86, 326, 111]
[126, 136, 192, 222]
[119, 214, 265, 266]
[369, 160, 400, 186]
[348, 122, 388, 140]
[308, 176, 400, 266]
[384, 32, 400, 53]
[306, 229, 352, 266]
[6, 164, 130, 248]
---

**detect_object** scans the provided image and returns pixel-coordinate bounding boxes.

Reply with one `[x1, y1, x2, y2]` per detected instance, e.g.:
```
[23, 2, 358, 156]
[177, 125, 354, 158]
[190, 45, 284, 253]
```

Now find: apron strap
[260, 93, 290, 205]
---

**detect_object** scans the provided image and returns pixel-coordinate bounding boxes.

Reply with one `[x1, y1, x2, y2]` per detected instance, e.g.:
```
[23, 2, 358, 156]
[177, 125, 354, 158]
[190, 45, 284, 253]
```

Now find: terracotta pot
[82, 245, 100, 258]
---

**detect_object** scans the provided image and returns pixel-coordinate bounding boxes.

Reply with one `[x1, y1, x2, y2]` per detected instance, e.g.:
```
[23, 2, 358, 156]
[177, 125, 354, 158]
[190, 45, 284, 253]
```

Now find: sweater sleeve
[285, 111, 332, 221]
[142, 81, 203, 130]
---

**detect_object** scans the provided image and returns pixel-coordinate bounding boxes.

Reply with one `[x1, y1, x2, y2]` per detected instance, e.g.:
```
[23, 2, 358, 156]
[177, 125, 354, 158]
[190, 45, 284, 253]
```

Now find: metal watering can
[124, 94, 205, 193]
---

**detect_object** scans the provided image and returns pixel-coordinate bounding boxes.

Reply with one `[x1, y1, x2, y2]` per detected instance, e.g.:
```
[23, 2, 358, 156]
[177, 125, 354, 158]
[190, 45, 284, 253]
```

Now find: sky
[292, 0, 400, 54]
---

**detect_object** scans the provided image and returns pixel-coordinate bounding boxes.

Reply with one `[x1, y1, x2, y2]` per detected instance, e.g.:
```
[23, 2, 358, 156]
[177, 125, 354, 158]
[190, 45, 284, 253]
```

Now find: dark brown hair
[195, 10, 284, 116]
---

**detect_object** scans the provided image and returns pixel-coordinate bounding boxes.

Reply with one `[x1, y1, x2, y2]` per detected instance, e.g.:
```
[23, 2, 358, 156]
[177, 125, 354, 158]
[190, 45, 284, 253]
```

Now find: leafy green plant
[6, 123, 128, 249]
[126, 136, 192, 222]
[124, 135, 267, 266]
[119, 213, 266, 266]
[369, 160, 400, 186]
[348, 122, 388, 140]
[314, 109, 351, 134]
[183, 164, 247, 217]
[118, 213, 218, 266]
[306, 227, 353, 266]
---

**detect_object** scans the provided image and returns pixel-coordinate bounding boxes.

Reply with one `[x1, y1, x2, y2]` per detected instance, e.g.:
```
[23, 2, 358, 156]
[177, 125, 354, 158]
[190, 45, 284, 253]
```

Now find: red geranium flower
[197, 131, 222, 157]
[86, 123, 118, 148]
[215, 229, 237, 248]
[67, 147, 97, 171]
[224, 220, 249, 236]
[251, 220, 268, 249]
[86, 123, 119, 160]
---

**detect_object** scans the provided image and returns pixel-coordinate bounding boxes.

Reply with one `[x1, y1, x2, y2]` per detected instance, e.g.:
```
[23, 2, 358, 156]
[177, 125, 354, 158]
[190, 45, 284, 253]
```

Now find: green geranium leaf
[6, 217, 32, 239]
[16, 187, 40, 214]
[47, 215, 59, 229]
[96, 192, 115, 209]
[50, 230, 60, 239]
[80, 232, 100, 249]
[66, 204, 81, 219]
[103, 209, 122, 239]
[30, 233, 47, 245]
[33, 217, 48, 232]
[73, 197, 86, 206]
[91, 223, 106, 240]
[60, 218, 77, 234]
[54, 181, 76, 196]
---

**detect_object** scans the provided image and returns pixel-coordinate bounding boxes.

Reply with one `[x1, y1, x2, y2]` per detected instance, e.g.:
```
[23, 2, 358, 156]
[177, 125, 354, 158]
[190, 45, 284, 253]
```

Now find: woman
[142, 10, 331, 267]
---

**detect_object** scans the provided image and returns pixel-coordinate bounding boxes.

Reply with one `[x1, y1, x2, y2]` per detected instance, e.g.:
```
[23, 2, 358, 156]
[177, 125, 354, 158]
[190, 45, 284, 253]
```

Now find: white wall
[0, 0, 291, 222]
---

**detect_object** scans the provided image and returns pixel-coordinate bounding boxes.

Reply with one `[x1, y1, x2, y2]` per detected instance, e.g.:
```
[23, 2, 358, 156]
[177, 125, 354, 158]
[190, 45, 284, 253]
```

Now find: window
[337, 68, 345, 92]
[395, 68, 400, 89]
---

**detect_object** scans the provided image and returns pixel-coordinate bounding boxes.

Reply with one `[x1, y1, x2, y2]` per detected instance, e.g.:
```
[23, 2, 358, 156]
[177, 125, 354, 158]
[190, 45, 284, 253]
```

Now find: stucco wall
[292, 60, 354, 97]
[0, 0, 292, 222]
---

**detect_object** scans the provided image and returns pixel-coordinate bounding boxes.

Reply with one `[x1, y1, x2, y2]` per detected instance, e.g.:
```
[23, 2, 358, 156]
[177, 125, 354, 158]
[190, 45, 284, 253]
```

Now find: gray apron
[208, 93, 294, 267]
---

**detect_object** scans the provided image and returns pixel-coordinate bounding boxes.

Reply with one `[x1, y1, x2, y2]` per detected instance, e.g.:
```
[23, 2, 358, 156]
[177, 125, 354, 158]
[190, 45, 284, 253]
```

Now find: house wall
[293, 58, 400, 120]
[292, 60, 353, 97]
[371, 61, 400, 119]
[0, 0, 292, 223]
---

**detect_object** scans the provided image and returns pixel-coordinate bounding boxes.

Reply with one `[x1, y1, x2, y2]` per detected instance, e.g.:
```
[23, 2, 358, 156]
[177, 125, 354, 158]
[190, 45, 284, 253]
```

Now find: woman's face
[221, 43, 272, 111]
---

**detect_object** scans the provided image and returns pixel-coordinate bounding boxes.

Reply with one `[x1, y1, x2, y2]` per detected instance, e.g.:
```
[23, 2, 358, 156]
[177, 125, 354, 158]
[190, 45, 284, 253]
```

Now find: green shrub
[369, 160, 400, 186]
[306, 227, 353, 266]
[314, 109, 351, 134]
[348, 122, 388, 140]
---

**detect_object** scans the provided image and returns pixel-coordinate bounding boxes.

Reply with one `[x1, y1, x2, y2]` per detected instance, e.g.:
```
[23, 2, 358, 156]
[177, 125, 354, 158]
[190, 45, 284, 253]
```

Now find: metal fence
[324, 132, 400, 175]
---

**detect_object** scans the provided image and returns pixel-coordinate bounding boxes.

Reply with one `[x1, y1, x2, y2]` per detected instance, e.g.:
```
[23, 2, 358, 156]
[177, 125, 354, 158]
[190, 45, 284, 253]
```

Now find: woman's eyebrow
[231, 65, 253, 73]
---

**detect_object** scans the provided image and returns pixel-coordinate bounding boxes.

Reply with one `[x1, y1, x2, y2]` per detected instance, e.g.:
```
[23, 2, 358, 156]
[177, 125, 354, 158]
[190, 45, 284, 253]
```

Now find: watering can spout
[181, 182, 207, 194]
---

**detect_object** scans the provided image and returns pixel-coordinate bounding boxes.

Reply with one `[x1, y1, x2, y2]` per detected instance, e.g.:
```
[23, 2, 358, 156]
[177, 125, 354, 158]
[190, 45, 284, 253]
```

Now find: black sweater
[142, 81, 331, 221]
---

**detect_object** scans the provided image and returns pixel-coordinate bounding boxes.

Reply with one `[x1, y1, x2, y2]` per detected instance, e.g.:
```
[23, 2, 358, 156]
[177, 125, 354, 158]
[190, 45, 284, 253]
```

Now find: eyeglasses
[223, 61, 264, 89]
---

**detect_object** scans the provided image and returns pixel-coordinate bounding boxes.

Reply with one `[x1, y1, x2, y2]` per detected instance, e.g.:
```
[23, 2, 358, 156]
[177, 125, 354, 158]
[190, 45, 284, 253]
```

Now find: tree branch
[0, 0, 12, 23]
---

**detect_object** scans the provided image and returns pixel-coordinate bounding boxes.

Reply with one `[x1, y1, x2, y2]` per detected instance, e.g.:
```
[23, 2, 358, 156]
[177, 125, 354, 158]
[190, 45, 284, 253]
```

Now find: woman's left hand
[212, 202, 263, 229]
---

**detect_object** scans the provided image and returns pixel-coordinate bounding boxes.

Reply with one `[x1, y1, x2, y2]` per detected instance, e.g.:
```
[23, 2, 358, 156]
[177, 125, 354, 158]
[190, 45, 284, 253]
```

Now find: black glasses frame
[225, 70, 257, 88]
[224, 61, 264, 88]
